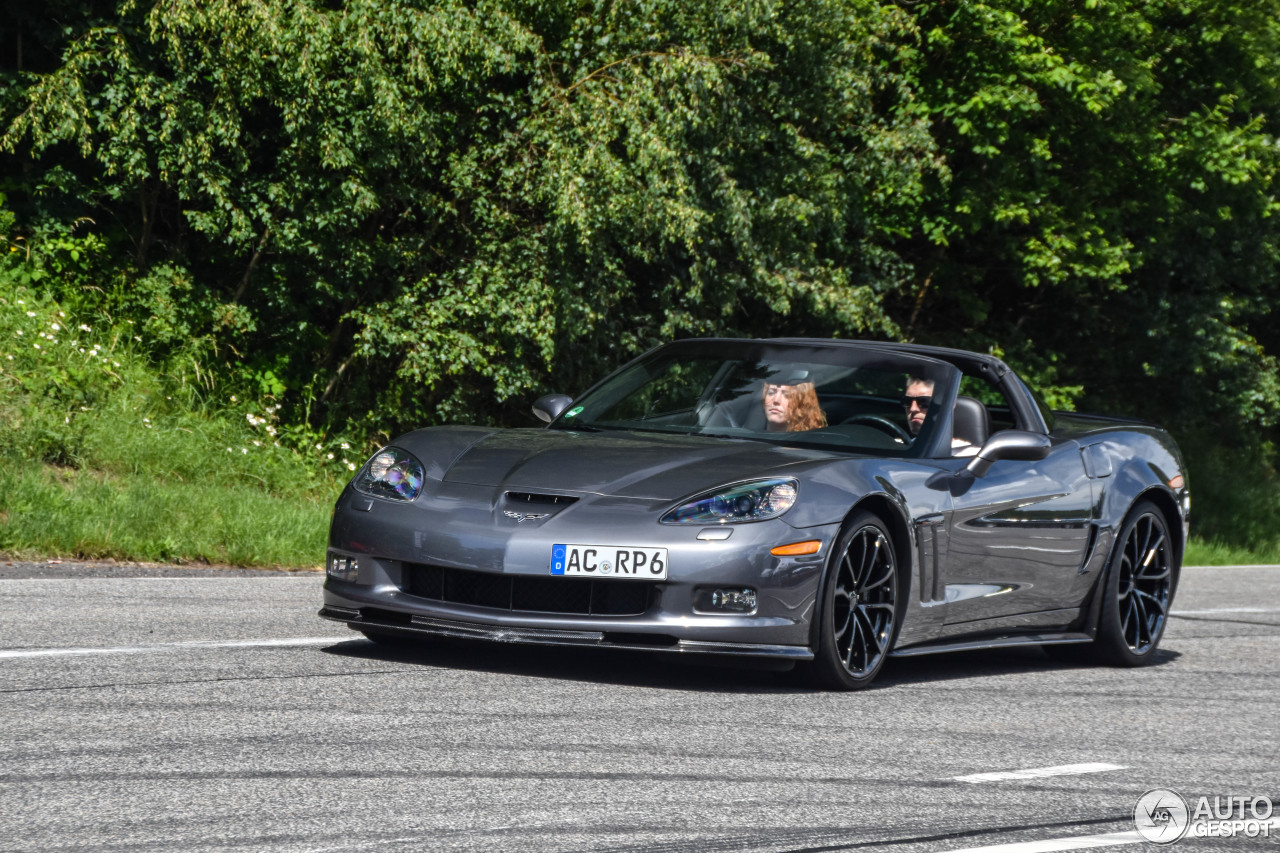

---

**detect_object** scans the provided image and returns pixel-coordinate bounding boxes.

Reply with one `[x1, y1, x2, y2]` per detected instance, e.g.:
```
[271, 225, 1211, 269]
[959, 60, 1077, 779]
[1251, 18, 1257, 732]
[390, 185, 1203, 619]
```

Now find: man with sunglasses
[902, 377, 935, 436]
[903, 376, 977, 453]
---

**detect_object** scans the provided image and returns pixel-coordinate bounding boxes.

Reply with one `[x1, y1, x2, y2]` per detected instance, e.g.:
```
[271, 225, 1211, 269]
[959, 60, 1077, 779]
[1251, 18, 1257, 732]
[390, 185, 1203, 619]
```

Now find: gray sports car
[320, 338, 1189, 689]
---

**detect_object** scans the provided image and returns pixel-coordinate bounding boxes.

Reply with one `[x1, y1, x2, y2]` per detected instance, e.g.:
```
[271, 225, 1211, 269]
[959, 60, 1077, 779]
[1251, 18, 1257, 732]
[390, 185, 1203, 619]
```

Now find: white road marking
[1184, 564, 1280, 570]
[1172, 607, 1280, 614]
[944, 817, 1280, 853]
[954, 763, 1127, 783]
[0, 575, 319, 581]
[0, 637, 342, 659]
[941, 829, 1144, 852]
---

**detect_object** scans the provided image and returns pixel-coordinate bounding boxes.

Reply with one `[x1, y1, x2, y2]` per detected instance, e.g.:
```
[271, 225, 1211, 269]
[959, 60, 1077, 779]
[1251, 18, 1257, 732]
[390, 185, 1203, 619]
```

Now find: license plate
[550, 544, 668, 580]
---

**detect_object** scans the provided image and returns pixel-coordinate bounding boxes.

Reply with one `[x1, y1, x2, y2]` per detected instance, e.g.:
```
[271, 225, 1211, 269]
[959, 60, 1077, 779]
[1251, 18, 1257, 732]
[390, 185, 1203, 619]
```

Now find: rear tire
[805, 511, 901, 690]
[1094, 500, 1178, 666]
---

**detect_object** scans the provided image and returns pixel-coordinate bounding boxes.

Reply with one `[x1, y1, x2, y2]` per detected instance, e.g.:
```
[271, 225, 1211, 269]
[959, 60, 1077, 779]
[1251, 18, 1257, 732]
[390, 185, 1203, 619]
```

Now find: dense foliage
[2, 0, 1278, 552]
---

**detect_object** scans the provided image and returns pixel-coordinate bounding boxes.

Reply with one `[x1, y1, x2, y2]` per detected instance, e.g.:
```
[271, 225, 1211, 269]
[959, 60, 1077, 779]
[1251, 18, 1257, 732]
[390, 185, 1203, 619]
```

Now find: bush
[0, 212, 360, 565]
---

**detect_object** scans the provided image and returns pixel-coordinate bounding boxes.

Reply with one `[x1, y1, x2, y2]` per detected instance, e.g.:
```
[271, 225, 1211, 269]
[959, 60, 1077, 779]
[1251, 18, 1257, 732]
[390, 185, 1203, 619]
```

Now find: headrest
[953, 395, 990, 446]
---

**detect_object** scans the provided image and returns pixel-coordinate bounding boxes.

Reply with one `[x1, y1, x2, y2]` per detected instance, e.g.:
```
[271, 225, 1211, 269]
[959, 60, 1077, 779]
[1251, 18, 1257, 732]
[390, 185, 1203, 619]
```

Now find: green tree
[3, 0, 1279, 547]
[3, 0, 940, 433]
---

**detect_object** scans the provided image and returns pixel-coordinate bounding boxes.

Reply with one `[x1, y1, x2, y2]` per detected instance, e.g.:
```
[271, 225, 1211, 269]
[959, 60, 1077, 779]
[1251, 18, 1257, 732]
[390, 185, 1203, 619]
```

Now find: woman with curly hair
[762, 380, 827, 433]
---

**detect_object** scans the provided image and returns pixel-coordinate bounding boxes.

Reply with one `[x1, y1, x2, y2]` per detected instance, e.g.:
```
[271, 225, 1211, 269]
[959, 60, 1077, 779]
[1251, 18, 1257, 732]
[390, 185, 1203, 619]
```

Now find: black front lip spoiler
[319, 606, 814, 660]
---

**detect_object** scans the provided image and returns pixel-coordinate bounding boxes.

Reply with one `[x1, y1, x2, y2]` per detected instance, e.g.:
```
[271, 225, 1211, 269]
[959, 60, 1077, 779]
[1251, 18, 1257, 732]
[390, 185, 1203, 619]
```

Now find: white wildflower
[327, 452, 335, 460]
[340, 442, 350, 450]
[346, 461, 356, 471]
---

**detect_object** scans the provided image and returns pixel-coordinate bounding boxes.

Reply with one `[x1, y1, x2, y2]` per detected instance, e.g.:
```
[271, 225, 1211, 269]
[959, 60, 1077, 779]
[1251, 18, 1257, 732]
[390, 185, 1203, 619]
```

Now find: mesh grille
[404, 563, 653, 616]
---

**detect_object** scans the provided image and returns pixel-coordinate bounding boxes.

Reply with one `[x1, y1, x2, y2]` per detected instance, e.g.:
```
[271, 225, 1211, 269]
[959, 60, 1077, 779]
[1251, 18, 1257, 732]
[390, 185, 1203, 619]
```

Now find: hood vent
[504, 491, 579, 507]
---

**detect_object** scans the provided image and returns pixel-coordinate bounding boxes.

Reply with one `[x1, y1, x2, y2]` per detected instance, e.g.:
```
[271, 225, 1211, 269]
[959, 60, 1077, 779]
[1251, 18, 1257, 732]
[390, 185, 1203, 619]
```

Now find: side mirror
[532, 394, 574, 424]
[964, 430, 1052, 478]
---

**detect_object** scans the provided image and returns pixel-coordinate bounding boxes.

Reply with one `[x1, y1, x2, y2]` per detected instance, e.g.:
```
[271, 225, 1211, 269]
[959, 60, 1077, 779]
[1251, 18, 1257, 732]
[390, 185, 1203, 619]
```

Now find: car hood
[397, 427, 843, 500]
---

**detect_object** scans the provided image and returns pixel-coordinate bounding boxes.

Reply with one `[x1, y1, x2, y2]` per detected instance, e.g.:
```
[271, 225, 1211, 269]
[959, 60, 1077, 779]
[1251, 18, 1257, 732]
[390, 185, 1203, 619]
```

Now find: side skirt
[889, 631, 1095, 658]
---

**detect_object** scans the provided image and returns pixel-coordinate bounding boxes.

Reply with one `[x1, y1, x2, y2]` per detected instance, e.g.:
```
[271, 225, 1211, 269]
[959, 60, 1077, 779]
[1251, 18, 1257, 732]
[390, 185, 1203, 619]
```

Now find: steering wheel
[841, 414, 912, 442]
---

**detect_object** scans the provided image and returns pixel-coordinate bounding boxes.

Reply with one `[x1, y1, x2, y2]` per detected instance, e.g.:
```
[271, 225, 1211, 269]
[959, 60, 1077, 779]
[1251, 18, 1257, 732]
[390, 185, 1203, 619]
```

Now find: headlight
[353, 447, 425, 501]
[661, 478, 798, 524]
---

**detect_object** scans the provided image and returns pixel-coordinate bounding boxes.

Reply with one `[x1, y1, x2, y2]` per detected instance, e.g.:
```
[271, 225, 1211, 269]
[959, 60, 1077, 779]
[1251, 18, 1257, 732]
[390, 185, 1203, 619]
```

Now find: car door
[942, 437, 1094, 627]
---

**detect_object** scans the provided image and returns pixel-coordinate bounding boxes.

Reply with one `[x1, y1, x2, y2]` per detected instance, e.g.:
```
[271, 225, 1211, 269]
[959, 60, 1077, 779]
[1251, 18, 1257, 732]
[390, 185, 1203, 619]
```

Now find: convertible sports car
[320, 338, 1189, 689]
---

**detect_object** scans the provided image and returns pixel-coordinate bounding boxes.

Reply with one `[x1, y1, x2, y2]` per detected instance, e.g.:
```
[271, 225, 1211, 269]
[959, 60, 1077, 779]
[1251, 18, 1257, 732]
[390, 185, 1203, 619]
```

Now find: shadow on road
[320, 635, 806, 693]
[877, 645, 1181, 688]
[319, 632, 1181, 693]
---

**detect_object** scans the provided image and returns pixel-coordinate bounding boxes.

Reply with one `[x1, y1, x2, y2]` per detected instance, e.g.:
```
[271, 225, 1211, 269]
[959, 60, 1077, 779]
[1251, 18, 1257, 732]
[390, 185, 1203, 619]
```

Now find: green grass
[4, 279, 1280, 569]
[1184, 537, 1280, 567]
[0, 461, 334, 567]
[1, 280, 357, 567]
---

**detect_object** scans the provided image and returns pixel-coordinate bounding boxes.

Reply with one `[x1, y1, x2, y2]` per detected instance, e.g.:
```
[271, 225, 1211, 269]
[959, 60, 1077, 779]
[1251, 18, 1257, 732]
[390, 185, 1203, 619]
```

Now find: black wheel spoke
[856, 605, 886, 655]
[1132, 592, 1152, 646]
[833, 605, 853, 639]
[861, 602, 895, 614]
[1121, 594, 1138, 643]
[1112, 511, 1173, 654]
[864, 563, 894, 594]
[846, 615, 866, 669]
[1140, 530, 1165, 565]
[825, 522, 898, 682]
[855, 533, 875, 589]
[1134, 587, 1167, 618]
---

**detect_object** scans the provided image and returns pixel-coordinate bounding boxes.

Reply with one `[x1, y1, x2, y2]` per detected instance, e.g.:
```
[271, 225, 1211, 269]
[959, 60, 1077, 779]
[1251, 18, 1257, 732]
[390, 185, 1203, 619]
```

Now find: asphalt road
[0, 562, 1276, 853]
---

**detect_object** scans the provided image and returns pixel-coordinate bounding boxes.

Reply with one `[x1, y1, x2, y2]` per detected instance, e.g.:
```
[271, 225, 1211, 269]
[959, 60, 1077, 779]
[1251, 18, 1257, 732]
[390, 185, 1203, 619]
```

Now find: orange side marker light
[770, 540, 822, 557]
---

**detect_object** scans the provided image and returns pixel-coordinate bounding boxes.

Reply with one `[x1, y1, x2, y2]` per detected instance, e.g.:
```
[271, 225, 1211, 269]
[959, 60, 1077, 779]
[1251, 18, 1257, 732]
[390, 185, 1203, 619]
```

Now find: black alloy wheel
[1095, 500, 1178, 666]
[808, 511, 900, 689]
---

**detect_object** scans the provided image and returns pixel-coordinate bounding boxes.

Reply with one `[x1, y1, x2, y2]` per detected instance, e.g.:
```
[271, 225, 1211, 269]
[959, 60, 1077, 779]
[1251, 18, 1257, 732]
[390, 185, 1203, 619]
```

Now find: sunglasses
[901, 395, 932, 409]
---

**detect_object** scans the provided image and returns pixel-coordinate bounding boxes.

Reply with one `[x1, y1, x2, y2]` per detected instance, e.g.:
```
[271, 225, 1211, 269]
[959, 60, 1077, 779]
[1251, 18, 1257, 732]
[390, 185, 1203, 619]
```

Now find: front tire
[1094, 500, 1178, 666]
[806, 512, 900, 690]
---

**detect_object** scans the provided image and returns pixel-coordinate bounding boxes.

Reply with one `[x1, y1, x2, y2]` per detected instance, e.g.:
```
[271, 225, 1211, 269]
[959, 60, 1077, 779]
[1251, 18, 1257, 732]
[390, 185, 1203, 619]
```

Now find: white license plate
[550, 544, 668, 580]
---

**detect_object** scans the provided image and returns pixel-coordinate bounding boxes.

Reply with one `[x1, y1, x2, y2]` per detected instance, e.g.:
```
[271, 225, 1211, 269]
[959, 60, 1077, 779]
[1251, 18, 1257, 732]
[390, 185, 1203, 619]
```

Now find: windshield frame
[548, 338, 962, 459]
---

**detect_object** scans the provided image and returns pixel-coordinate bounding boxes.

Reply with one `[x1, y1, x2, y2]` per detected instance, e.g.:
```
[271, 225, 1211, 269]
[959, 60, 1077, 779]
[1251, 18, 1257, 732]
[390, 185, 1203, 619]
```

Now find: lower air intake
[404, 563, 654, 616]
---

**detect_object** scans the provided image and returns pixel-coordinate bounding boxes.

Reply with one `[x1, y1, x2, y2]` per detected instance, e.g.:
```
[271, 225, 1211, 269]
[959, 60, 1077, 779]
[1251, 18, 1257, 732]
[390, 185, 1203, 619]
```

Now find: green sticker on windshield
[565, 406, 584, 418]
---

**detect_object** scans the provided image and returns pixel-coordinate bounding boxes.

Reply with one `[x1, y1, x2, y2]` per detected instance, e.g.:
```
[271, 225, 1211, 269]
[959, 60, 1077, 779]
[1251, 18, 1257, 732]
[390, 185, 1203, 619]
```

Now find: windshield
[550, 339, 957, 457]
